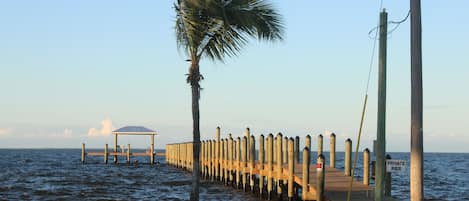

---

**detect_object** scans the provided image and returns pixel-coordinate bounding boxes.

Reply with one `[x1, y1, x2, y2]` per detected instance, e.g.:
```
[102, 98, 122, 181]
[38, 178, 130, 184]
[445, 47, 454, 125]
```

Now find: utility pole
[375, 9, 388, 201]
[410, 0, 424, 200]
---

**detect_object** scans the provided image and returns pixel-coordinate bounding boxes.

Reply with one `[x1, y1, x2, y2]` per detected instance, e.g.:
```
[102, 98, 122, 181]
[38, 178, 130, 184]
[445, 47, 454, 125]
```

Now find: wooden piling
[229, 135, 234, 184]
[302, 147, 310, 200]
[104, 144, 108, 164]
[345, 138, 352, 176]
[211, 139, 216, 181]
[294, 136, 300, 164]
[114, 134, 118, 163]
[216, 127, 220, 180]
[220, 139, 224, 182]
[267, 134, 273, 200]
[316, 154, 325, 201]
[150, 134, 155, 164]
[259, 134, 265, 198]
[305, 134, 311, 151]
[318, 134, 323, 156]
[276, 133, 283, 198]
[249, 135, 255, 192]
[209, 140, 213, 179]
[236, 137, 241, 188]
[242, 136, 248, 191]
[330, 133, 336, 168]
[81, 143, 85, 164]
[224, 139, 229, 185]
[287, 138, 294, 201]
[283, 136, 288, 165]
[245, 127, 250, 161]
[127, 144, 131, 164]
[364, 148, 370, 185]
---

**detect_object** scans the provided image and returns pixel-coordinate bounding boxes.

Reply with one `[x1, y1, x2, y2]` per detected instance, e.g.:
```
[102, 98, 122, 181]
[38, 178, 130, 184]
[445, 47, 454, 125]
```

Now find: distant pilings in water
[166, 127, 373, 200]
[81, 143, 161, 165]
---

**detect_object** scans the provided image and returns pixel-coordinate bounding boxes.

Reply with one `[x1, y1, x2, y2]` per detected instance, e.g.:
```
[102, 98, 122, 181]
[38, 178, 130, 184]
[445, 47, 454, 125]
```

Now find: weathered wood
[345, 138, 352, 176]
[294, 136, 300, 164]
[267, 134, 273, 200]
[302, 147, 310, 200]
[104, 144, 108, 164]
[276, 133, 283, 198]
[330, 133, 336, 168]
[316, 154, 325, 201]
[216, 127, 220, 180]
[127, 144, 131, 163]
[81, 143, 85, 164]
[249, 135, 256, 191]
[318, 134, 323, 157]
[236, 137, 241, 188]
[242, 136, 248, 191]
[259, 134, 265, 198]
[288, 137, 294, 201]
[245, 127, 250, 161]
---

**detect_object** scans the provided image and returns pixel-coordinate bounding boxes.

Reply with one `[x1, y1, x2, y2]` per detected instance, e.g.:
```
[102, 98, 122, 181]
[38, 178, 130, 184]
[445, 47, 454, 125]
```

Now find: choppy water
[0, 150, 467, 201]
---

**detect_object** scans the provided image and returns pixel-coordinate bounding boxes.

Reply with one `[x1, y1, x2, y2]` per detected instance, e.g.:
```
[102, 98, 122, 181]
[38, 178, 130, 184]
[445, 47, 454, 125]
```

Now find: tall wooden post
[330, 133, 336, 168]
[127, 144, 131, 164]
[249, 135, 256, 191]
[287, 138, 294, 201]
[104, 144, 108, 164]
[316, 154, 325, 201]
[81, 143, 85, 164]
[216, 127, 220, 180]
[345, 138, 352, 176]
[376, 9, 388, 201]
[305, 134, 311, 151]
[229, 135, 234, 184]
[283, 136, 288, 164]
[242, 136, 248, 191]
[276, 133, 283, 198]
[302, 147, 310, 200]
[267, 134, 274, 200]
[294, 136, 300, 164]
[259, 134, 265, 198]
[114, 134, 118, 163]
[364, 148, 370, 185]
[237, 137, 242, 188]
[317, 134, 323, 156]
[245, 127, 250, 161]
[151, 134, 155, 164]
[410, 0, 424, 200]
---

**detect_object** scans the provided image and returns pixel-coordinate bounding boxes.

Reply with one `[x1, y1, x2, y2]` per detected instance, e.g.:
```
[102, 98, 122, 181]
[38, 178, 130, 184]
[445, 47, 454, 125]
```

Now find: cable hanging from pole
[346, 0, 384, 200]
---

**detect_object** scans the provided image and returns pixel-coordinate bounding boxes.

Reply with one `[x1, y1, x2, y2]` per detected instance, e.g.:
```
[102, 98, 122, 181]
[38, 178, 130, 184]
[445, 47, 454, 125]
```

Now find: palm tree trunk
[189, 61, 201, 201]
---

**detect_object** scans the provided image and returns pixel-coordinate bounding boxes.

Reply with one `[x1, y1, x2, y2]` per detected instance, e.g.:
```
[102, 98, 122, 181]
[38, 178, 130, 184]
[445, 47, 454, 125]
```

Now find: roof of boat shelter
[112, 126, 157, 135]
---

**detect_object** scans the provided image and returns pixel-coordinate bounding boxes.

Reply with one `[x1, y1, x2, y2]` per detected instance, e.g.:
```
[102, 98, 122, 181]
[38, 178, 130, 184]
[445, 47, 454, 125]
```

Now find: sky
[0, 1, 468, 152]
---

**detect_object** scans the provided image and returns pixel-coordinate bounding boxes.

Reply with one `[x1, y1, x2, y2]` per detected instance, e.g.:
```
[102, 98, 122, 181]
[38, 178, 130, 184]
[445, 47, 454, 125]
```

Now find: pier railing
[166, 127, 372, 200]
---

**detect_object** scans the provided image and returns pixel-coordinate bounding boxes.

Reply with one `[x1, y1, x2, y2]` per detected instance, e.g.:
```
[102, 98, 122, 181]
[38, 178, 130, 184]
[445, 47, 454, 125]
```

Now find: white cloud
[88, 118, 113, 137]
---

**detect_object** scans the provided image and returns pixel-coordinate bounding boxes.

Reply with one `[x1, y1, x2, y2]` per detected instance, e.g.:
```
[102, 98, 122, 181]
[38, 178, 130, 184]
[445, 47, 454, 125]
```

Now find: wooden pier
[165, 127, 390, 201]
[81, 126, 159, 164]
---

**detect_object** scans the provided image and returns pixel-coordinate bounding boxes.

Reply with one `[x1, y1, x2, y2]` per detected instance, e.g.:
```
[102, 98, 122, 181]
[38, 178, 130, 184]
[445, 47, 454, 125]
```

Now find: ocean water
[0, 149, 467, 201]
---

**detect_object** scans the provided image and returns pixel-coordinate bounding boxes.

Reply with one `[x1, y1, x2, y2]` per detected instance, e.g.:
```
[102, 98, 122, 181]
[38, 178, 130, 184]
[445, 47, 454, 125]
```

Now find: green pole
[375, 9, 388, 201]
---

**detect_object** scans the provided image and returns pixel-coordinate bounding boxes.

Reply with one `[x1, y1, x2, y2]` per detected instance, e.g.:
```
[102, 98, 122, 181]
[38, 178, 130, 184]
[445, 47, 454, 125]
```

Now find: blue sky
[0, 1, 468, 152]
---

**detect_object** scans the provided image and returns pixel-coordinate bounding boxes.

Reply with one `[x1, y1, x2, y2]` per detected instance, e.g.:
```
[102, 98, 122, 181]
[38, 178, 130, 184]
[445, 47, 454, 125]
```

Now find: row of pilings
[166, 127, 371, 201]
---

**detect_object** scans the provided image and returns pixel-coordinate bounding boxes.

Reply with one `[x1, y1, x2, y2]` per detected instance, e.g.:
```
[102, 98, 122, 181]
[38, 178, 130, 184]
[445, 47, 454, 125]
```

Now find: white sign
[386, 159, 406, 172]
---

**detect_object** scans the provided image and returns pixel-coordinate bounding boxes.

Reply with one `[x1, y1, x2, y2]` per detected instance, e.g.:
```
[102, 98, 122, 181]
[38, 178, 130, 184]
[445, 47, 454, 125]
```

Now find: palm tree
[174, 0, 283, 200]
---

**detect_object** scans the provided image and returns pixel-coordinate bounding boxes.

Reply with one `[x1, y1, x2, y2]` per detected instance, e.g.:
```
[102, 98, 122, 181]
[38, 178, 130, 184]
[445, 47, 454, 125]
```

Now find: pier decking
[166, 127, 386, 201]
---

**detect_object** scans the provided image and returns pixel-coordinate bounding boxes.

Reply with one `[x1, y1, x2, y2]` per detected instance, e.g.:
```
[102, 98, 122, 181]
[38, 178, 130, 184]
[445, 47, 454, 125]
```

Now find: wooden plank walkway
[166, 128, 375, 201]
